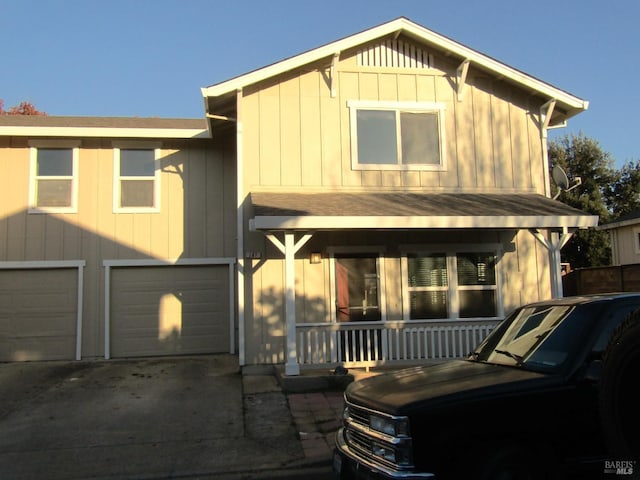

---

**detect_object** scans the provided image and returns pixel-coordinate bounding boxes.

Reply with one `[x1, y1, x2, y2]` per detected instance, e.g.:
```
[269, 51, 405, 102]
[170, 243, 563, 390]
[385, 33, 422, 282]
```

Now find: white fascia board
[399, 22, 588, 111]
[103, 258, 235, 267]
[0, 126, 211, 139]
[251, 214, 599, 230]
[202, 18, 587, 112]
[0, 260, 86, 269]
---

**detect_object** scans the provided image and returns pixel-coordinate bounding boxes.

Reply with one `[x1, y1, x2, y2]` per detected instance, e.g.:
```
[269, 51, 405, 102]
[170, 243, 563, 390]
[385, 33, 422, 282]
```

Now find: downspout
[236, 88, 245, 366]
[539, 99, 568, 298]
[540, 99, 556, 198]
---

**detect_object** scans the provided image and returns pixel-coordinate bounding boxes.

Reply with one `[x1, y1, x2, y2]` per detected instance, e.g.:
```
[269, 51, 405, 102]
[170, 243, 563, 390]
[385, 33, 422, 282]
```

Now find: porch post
[284, 232, 300, 375]
[262, 231, 313, 376]
[530, 227, 573, 299]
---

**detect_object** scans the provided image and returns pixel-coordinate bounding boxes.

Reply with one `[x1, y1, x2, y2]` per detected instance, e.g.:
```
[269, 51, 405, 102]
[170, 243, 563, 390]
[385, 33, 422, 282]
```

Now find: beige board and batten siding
[241, 39, 544, 193]
[611, 224, 640, 266]
[0, 134, 237, 359]
[237, 40, 551, 364]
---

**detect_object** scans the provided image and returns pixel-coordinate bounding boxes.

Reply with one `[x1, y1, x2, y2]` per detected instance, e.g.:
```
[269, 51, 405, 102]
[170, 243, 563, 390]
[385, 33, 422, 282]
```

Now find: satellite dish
[551, 165, 581, 200]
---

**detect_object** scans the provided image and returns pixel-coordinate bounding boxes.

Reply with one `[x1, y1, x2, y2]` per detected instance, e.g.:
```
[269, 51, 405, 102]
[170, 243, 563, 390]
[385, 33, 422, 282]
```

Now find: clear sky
[2, 0, 638, 167]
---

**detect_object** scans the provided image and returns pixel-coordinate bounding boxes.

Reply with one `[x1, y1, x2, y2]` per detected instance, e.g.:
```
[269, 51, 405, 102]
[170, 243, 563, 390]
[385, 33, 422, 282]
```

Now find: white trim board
[0, 126, 210, 139]
[251, 214, 599, 231]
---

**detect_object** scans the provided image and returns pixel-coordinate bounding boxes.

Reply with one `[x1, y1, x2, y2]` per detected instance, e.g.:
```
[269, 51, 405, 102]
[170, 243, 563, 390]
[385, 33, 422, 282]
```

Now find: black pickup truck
[333, 293, 640, 479]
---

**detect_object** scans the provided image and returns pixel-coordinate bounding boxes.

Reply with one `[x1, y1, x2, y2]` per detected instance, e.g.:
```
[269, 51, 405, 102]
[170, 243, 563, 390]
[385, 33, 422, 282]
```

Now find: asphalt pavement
[0, 355, 345, 480]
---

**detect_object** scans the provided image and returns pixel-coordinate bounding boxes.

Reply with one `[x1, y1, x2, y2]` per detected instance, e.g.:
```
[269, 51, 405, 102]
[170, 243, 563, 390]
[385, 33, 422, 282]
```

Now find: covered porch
[248, 192, 598, 375]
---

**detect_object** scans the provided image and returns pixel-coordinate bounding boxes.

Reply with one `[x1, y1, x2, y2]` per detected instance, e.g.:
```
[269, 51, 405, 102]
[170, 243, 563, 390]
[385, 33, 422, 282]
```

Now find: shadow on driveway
[0, 355, 305, 479]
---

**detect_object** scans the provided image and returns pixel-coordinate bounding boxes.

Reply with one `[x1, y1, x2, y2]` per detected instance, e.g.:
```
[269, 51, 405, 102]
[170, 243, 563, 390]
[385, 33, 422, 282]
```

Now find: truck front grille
[348, 404, 371, 426]
[346, 427, 375, 456]
[343, 399, 414, 470]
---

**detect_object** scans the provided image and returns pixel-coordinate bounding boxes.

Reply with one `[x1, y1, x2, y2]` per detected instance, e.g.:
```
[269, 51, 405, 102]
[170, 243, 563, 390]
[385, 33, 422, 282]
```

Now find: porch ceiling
[249, 192, 599, 231]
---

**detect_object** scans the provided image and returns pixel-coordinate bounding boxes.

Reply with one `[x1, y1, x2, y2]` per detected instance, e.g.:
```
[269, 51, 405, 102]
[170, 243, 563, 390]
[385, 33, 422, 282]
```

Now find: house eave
[0, 125, 211, 139]
[250, 214, 599, 231]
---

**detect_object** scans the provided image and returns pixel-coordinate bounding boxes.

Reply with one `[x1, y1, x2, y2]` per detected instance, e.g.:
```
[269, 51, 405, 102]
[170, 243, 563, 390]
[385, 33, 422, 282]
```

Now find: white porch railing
[296, 321, 500, 368]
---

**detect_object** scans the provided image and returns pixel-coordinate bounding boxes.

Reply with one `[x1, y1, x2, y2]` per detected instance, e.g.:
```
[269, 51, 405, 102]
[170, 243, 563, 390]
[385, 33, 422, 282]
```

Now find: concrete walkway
[242, 366, 348, 470]
[286, 391, 344, 463]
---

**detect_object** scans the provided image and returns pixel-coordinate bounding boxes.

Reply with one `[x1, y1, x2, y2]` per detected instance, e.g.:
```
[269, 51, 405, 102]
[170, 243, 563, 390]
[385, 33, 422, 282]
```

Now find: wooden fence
[563, 263, 640, 296]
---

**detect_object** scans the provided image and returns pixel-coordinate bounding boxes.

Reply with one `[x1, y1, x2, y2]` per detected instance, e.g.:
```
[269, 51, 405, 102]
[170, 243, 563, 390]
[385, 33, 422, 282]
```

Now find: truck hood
[345, 360, 555, 415]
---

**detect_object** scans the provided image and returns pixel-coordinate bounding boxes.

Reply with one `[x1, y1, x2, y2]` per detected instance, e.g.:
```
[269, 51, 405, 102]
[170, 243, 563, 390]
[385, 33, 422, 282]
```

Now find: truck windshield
[470, 304, 592, 372]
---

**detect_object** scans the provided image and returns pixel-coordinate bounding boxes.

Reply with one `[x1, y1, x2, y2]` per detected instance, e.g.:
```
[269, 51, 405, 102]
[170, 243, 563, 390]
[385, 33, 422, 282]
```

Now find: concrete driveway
[0, 355, 307, 479]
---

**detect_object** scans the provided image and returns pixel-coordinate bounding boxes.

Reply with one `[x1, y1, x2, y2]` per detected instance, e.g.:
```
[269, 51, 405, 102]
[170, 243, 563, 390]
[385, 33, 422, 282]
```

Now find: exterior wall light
[310, 252, 322, 264]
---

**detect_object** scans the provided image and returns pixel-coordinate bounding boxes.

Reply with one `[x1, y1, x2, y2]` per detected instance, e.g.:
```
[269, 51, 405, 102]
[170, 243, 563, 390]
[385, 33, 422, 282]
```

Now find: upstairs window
[29, 142, 79, 213]
[348, 101, 446, 171]
[113, 146, 160, 212]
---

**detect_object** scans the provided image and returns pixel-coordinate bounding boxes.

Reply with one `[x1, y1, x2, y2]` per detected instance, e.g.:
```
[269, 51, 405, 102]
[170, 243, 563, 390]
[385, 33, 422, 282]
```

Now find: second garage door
[110, 265, 230, 358]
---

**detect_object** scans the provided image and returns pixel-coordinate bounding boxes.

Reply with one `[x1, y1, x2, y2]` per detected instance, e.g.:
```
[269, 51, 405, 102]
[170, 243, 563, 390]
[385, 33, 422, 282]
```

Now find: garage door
[0, 269, 78, 361]
[110, 265, 230, 358]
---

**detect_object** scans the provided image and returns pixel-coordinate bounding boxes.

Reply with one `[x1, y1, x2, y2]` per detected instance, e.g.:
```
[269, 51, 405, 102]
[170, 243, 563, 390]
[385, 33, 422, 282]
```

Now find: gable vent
[357, 40, 433, 69]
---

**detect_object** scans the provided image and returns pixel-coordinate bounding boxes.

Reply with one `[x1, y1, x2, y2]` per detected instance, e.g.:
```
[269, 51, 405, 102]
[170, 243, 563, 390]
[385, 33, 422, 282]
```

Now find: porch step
[275, 367, 355, 394]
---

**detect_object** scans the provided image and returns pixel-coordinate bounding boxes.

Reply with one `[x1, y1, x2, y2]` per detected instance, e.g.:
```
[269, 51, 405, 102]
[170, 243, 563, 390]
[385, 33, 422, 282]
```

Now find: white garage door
[0, 269, 78, 361]
[110, 265, 230, 358]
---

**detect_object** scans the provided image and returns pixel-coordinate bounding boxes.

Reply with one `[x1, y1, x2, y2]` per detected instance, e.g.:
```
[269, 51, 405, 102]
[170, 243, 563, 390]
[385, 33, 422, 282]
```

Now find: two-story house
[0, 18, 597, 374]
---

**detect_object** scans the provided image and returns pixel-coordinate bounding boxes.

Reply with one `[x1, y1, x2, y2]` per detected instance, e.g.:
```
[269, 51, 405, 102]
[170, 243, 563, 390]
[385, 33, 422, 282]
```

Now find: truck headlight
[371, 442, 413, 467]
[372, 442, 396, 462]
[370, 414, 409, 437]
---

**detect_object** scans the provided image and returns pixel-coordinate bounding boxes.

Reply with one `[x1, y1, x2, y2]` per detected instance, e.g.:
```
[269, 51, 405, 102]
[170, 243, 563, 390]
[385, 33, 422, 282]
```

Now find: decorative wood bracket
[456, 59, 470, 102]
[540, 99, 557, 139]
[330, 52, 340, 98]
[265, 232, 314, 255]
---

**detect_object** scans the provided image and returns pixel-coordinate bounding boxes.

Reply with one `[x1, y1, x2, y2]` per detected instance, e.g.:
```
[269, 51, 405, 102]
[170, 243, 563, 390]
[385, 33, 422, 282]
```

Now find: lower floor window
[405, 251, 498, 320]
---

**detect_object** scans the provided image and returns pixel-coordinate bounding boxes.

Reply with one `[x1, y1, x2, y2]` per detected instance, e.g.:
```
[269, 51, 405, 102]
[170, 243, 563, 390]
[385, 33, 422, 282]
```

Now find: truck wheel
[599, 309, 640, 457]
[477, 445, 546, 480]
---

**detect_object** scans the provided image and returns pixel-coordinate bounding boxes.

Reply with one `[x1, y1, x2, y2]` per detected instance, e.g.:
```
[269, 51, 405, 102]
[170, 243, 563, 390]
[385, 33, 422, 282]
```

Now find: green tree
[548, 133, 615, 267]
[607, 160, 640, 218]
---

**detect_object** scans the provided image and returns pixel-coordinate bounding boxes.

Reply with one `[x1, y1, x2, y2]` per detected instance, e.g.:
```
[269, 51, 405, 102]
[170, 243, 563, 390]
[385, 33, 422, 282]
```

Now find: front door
[335, 255, 381, 322]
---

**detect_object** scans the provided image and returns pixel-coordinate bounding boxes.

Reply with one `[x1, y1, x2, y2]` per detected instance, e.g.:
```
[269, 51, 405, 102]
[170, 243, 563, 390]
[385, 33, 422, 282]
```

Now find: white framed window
[28, 140, 80, 213]
[348, 100, 446, 171]
[113, 143, 161, 213]
[402, 247, 502, 321]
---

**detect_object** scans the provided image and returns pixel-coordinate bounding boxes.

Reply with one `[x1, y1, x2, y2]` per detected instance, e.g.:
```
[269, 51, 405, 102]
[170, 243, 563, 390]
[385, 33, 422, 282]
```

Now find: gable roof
[202, 17, 588, 124]
[249, 192, 598, 231]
